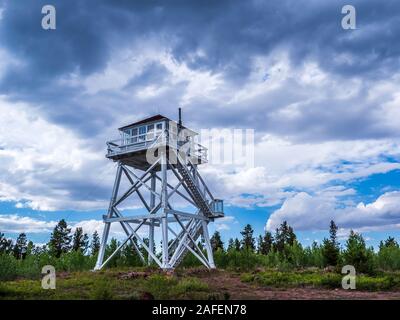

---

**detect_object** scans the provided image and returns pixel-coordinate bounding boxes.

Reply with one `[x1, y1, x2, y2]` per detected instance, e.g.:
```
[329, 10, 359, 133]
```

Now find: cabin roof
[118, 114, 169, 130]
[118, 114, 194, 133]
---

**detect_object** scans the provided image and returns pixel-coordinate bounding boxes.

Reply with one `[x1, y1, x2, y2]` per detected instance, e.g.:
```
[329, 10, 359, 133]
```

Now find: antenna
[178, 107, 182, 127]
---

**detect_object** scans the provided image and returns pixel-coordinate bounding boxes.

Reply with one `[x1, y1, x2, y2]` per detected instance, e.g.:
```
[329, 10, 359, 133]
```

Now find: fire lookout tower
[94, 110, 224, 270]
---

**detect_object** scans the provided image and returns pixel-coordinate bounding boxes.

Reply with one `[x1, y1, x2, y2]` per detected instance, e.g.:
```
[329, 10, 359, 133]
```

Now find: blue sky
[1, 0, 400, 250]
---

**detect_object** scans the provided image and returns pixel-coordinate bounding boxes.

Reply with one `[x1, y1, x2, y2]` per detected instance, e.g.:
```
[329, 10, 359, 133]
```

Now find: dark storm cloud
[1, 0, 400, 139]
[124, 62, 170, 89]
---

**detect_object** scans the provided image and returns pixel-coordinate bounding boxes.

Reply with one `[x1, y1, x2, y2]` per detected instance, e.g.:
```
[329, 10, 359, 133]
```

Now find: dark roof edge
[118, 114, 170, 130]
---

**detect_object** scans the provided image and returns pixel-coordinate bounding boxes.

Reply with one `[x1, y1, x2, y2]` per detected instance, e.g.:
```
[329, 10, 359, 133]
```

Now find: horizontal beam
[165, 209, 209, 221]
[103, 214, 163, 224]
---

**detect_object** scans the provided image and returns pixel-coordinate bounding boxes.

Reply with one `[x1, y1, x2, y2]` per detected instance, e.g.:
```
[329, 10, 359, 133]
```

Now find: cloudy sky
[1, 0, 400, 248]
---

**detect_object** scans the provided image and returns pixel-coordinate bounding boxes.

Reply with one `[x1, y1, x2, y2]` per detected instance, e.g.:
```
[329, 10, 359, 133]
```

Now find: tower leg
[201, 220, 216, 269]
[148, 173, 156, 265]
[161, 151, 169, 269]
[94, 164, 122, 270]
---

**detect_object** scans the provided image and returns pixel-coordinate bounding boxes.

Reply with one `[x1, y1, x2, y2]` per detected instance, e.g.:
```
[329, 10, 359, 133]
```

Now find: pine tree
[257, 235, 263, 254]
[240, 224, 255, 251]
[344, 230, 375, 274]
[234, 238, 241, 251]
[26, 241, 35, 256]
[274, 221, 296, 253]
[72, 227, 89, 253]
[48, 219, 72, 258]
[91, 230, 101, 255]
[105, 238, 121, 267]
[13, 233, 28, 259]
[210, 231, 224, 252]
[259, 231, 274, 255]
[322, 220, 340, 267]
[227, 238, 235, 251]
[0, 233, 14, 255]
[379, 236, 399, 249]
[0, 232, 7, 254]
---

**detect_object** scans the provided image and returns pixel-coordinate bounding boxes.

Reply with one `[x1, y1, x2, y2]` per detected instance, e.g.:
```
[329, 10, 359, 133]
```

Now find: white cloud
[200, 134, 400, 210]
[1, 45, 400, 239]
[0, 214, 147, 241]
[266, 191, 400, 232]
[214, 215, 238, 231]
[0, 214, 57, 233]
[0, 96, 113, 211]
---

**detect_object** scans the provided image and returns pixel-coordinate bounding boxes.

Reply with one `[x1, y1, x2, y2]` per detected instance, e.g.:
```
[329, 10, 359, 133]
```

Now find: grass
[240, 269, 400, 291]
[1, 268, 400, 300]
[0, 269, 214, 300]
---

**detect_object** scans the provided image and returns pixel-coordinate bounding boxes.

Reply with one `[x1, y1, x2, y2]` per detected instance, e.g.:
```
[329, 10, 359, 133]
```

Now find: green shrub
[90, 280, 114, 300]
[174, 278, 208, 294]
[343, 231, 376, 275]
[145, 274, 178, 299]
[377, 246, 400, 271]
[0, 254, 18, 280]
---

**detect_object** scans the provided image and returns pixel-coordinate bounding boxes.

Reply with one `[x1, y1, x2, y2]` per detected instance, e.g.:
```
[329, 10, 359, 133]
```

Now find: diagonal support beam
[173, 214, 209, 265]
[114, 159, 160, 207]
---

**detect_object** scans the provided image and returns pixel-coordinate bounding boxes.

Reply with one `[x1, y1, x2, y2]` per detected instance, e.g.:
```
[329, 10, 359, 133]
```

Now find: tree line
[1, 219, 400, 280]
[0, 219, 100, 259]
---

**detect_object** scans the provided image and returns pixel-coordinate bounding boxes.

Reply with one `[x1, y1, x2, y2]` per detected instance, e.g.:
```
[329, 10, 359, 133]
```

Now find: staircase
[175, 156, 214, 218]
[168, 152, 221, 268]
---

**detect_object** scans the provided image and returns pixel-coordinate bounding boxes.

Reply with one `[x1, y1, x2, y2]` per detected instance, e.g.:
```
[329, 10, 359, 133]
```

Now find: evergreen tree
[240, 224, 256, 251]
[274, 221, 296, 253]
[234, 238, 241, 251]
[48, 219, 72, 258]
[72, 227, 89, 253]
[343, 230, 375, 274]
[0, 233, 13, 255]
[322, 220, 340, 267]
[227, 238, 235, 251]
[26, 241, 35, 256]
[257, 235, 263, 254]
[91, 230, 101, 255]
[13, 233, 28, 259]
[0, 232, 7, 254]
[105, 238, 121, 267]
[210, 231, 224, 252]
[259, 231, 274, 255]
[379, 236, 399, 249]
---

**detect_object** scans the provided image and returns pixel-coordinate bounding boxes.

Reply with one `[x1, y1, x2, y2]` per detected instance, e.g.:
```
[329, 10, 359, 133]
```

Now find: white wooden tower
[94, 110, 224, 270]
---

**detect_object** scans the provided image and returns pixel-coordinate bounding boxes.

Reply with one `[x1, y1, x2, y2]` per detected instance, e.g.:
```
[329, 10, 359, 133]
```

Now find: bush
[377, 246, 400, 271]
[90, 279, 114, 300]
[145, 274, 178, 299]
[0, 254, 18, 280]
[343, 231, 376, 275]
[174, 278, 208, 294]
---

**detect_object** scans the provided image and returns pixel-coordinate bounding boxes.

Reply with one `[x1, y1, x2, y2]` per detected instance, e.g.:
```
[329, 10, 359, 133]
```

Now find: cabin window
[139, 126, 146, 135]
[137, 125, 145, 142]
[122, 121, 164, 145]
[146, 124, 154, 140]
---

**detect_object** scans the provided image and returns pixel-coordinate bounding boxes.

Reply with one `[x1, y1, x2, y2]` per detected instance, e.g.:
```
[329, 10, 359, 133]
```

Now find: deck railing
[106, 131, 208, 163]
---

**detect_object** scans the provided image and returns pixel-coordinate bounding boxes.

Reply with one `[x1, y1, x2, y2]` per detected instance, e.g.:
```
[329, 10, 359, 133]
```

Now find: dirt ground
[194, 270, 400, 300]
